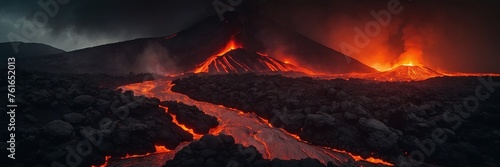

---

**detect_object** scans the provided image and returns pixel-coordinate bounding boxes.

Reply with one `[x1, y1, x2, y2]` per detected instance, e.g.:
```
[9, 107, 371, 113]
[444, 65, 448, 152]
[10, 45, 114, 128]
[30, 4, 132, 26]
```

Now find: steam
[137, 42, 178, 75]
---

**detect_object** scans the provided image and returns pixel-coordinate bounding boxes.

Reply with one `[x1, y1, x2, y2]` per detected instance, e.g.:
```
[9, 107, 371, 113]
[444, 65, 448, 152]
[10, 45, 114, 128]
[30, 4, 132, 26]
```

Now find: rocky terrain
[160, 101, 219, 134]
[164, 134, 360, 167]
[0, 71, 196, 167]
[1, 71, 383, 167]
[171, 74, 500, 167]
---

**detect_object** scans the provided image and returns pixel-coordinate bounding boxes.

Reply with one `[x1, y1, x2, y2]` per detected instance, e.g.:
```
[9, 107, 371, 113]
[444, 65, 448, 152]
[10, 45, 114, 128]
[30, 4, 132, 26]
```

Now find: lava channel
[108, 80, 394, 166]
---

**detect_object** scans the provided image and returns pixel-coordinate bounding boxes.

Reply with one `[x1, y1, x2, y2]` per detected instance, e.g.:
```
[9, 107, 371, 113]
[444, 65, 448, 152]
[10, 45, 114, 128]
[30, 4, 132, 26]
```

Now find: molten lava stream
[92, 146, 172, 167]
[259, 117, 394, 166]
[93, 104, 203, 167]
[160, 106, 203, 139]
[119, 81, 394, 166]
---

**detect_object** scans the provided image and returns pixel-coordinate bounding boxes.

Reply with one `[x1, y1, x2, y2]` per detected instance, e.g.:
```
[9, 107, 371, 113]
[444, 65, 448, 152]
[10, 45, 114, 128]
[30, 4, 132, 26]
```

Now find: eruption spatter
[194, 38, 315, 75]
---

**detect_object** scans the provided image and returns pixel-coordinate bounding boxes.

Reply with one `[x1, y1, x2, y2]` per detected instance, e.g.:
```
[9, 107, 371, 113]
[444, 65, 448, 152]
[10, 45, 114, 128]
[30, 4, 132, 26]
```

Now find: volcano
[367, 65, 444, 81]
[194, 48, 314, 74]
[18, 12, 376, 75]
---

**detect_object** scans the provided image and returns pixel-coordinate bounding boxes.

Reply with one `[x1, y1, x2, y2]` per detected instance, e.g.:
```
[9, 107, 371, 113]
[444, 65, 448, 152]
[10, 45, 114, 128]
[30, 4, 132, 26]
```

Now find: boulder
[305, 113, 336, 128]
[73, 95, 94, 108]
[30, 90, 52, 105]
[200, 149, 217, 158]
[43, 120, 74, 141]
[63, 113, 86, 124]
[274, 113, 305, 134]
[358, 118, 400, 153]
[113, 126, 131, 144]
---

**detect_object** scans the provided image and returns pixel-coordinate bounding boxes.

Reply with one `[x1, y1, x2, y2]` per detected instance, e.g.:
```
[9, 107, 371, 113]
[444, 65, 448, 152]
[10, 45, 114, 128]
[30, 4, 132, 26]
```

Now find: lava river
[106, 80, 392, 166]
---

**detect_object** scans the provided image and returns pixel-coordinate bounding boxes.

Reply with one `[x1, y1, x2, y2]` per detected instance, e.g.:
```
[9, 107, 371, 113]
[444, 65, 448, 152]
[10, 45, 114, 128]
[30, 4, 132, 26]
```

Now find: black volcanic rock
[43, 120, 75, 142]
[164, 134, 334, 167]
[170, 74, 500, 167]
[73, 95, 95, 108]
[0, 71, 193, 167]
[357, 118, 400, 153]
[62, 113, 86, 124]
[160, 101, 219, 134]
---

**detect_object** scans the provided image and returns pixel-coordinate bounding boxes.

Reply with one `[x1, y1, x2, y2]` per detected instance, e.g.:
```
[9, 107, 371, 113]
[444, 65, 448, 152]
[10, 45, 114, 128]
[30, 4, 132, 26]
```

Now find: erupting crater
[194, 38, 314, 75]
[370, 65, 444, 81]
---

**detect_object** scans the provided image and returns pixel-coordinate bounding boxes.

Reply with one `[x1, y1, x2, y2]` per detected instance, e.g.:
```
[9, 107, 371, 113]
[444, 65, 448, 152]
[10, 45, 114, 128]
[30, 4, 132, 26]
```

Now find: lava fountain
[108, 80, 393, 166]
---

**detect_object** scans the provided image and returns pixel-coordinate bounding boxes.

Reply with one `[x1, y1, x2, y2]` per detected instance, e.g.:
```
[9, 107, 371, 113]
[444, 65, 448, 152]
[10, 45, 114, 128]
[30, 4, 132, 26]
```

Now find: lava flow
[161, 106, 203, 139]
[113, 80, 394, 166]
[194, 37, 315, 75]
[92, 146, 172, 167]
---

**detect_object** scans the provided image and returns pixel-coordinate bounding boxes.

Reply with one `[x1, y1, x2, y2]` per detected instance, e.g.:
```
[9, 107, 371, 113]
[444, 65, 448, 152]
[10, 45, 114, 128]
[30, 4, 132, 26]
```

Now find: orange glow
[92, 156, 111, 167]
[332, 149, 394, 166]
[259, 118, 393, 166]
[122, 153, 149, 159]
[93, 146, 173, 166]
[155, 145, 170, 153]
[375, 54, 422, 72]
[371, 63, 392, 72]
[264, 52, 301, 70]
[120, 81, 394, 166]
[215, 38, 241, 57]
[402, 62, 415, 66]
[194, 37, 242, 73]
[120, 82, 204, 134]
[362, 48, 424, 72]
[194, 38, 316, 75]
[395, 52, 422, 68]
[121, 145, 173, 159]
[160, 106, 203, 139]
[349, 50, 422, 72]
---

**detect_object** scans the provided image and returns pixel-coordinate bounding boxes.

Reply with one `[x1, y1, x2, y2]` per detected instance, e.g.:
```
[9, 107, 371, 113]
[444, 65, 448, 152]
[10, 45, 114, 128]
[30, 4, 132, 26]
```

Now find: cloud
[0, 0, 215, 50]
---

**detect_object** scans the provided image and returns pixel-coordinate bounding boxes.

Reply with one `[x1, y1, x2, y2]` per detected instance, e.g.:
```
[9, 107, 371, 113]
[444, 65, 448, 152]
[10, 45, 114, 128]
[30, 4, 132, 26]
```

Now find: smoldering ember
[1, 0, 500, 167]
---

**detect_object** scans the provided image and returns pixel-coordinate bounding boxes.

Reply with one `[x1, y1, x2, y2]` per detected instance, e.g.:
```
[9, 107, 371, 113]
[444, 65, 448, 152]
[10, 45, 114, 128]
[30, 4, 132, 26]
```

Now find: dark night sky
[1, 0, 499, 73]
[0, 0, 214, 51]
